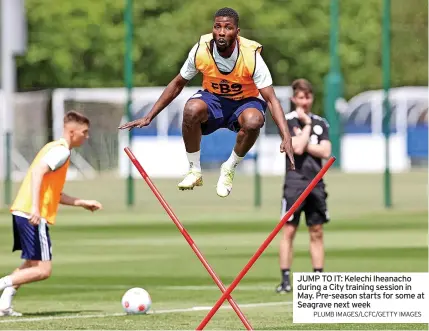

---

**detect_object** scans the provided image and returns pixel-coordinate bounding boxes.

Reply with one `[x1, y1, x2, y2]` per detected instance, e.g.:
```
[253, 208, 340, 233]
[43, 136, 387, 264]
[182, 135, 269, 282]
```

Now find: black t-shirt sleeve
[287, 118, 301, 137]
[319, 119, 330, 141]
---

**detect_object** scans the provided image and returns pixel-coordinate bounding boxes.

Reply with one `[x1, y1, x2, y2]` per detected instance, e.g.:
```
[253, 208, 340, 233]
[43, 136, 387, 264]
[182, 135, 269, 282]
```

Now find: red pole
[196, 156, 336, 330]
[124, 147, 253, 330]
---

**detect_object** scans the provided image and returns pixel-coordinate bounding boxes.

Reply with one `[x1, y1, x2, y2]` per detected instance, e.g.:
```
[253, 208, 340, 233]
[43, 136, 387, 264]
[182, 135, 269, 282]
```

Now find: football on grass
[121, 287, 152, 314]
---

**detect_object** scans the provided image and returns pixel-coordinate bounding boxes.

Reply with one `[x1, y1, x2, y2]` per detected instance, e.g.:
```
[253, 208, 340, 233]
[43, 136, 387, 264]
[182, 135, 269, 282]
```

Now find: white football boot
[177, 169, 203, 191]
[0, 307, 22, 317]
[216, 163, 235, 198]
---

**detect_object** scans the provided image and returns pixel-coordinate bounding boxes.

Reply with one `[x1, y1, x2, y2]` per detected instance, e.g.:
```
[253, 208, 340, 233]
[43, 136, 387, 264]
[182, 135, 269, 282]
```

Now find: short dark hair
[214, 7, 239, 26]
[64, 110, 90, 126]
[292, 78, 313, 96]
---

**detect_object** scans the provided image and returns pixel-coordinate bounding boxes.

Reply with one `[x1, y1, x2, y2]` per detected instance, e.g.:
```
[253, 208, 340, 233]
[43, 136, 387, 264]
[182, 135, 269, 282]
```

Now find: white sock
[0, 276, 13, 292]
[186, 151, 201, 172]
[224, 150, 244, 169]
[0, 287, 16, 309]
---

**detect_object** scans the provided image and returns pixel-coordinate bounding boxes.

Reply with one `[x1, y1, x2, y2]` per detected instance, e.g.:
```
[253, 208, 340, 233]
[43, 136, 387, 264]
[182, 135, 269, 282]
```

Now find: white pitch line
[24, 284, 278, 291]
[0, 301, 292, 324]
[164, 285, 276, 291]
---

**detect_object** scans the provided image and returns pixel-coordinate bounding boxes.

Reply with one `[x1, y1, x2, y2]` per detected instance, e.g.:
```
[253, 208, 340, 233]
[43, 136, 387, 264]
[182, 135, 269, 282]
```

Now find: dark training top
[285, 111, 330, 186]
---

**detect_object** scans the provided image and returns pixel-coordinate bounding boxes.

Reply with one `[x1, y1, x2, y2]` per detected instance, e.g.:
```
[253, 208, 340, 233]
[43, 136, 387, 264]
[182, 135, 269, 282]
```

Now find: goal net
[0, 90, 51, 181]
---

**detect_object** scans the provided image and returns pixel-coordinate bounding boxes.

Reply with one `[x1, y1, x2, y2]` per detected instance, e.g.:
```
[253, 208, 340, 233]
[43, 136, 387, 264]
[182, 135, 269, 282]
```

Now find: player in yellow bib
[119, 7, 295, 197]
[0, 111, 102, 317]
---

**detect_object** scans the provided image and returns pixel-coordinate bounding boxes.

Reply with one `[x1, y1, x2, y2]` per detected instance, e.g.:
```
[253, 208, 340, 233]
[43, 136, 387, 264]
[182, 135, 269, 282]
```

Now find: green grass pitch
[0, 169, 427, 330]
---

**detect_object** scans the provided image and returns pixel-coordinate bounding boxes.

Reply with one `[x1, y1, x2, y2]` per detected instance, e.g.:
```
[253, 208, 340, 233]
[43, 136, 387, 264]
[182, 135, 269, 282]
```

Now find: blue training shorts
[188, 90, 267, 135]
[12, 214, 52, 261]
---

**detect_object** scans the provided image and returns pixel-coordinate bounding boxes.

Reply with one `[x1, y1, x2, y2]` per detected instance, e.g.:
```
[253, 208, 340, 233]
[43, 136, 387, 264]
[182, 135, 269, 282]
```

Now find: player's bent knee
[38, 269, 51, 281]
[41, 272, 50, 281]
[241, 112, 264, 132]
[37, 262, 52, 280]
[183, 100, 208, 123]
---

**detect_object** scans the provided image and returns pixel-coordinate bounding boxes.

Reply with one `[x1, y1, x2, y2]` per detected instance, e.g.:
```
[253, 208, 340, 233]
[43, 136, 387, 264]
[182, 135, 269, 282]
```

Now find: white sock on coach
[224, 150, 244, 169]
[186, 151, 201, 172]
[0, 276, 13, 292]
[0, 287, 16, 309]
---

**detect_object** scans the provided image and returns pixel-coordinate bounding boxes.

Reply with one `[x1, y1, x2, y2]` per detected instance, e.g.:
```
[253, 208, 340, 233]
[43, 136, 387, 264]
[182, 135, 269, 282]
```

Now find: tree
[17, 0, 427, 109]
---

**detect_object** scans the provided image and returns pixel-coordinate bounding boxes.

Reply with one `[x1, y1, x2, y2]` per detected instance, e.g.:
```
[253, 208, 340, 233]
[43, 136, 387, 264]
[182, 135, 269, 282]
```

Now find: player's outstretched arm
[259, 86, 295, 169]
[118, 74, 189, 130]
[60, 193, 102, 212]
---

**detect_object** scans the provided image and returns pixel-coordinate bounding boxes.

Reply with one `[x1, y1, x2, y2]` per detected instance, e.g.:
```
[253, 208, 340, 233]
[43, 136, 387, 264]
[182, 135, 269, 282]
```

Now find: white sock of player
[186, 151, 201, 172]
[0, 276, 13, 292]
[0, 287, 16, 309]
[224, 150, 244, 170]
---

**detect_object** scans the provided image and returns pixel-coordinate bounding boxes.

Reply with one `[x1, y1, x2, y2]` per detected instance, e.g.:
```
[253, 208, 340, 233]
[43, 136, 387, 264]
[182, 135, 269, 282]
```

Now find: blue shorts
[189, 90, 267, 135]
[12, 215, 52, 261]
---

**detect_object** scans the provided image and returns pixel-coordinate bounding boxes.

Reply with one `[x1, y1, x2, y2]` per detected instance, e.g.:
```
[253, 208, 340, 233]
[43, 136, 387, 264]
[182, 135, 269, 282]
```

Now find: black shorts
[281, 184, 329, 227]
